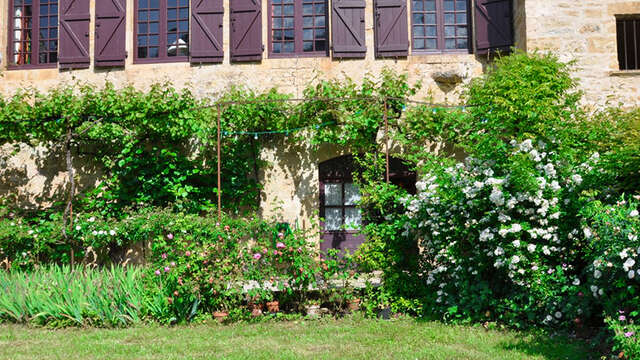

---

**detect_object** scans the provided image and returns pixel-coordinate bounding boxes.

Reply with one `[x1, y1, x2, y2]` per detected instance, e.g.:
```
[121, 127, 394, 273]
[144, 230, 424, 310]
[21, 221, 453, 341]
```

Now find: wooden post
[217, 104, 222, 222]
[62, 126, 76, 268]
[384, 98, 390, 184]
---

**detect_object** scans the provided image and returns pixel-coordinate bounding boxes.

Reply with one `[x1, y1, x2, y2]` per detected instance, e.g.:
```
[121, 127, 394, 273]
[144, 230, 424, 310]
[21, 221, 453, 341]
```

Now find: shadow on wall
[0, 143, 103, 209]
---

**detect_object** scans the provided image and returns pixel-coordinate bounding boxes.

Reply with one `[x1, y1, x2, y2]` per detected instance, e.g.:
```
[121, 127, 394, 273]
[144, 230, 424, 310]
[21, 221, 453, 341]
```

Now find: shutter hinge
[125, 51, 128, 59]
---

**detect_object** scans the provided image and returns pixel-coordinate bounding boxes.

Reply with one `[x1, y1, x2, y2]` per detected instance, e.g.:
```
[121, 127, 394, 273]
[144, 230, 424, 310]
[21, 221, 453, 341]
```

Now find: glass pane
[284, 17, 294, 27]
[344, 183, 361, 205]
[456, 0, 466, 10]
[315, 40, 325, 51]
[412, 1, 423, 11]
[425, 0, 436, 11]
[445, 26, 454, 37]
[303, 29, 313, 41]
[324, 183, 342, 206]
[457, 26, 467, 37]
[456, 13, 467, 24]
[303, 16, 313, 27]
[303, 41, 313, 51]
[345, 208, 362, 230]
[283, 41, 294, 53]
[414, 38, 424, 49]
[427, 25, 437, 36]
[444, 0, 454, 11]
[314, 16, 325, 27]
[413, 26, 424, 37]
[325, 208, 343, 231]
[426, 38, 437, 49]
[445, 38, 455, 49]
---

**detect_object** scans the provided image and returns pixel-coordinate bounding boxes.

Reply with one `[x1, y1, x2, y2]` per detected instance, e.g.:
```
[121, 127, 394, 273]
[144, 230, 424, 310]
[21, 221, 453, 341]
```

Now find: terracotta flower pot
[213, 311, 229, 323]
[347, 298, 361, 312]
[266, 301, 279, 313]
[250, 303, 263, 317]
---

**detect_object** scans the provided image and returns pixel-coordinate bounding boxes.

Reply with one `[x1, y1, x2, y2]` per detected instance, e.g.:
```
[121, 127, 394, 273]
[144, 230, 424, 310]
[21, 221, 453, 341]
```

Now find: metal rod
[384, 98, 390, 184]
[217, 104, 222, 223]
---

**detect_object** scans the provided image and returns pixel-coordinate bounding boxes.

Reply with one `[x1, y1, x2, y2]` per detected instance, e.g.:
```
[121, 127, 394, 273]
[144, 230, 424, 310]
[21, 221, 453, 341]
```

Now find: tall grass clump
[0, 265, 145, 328]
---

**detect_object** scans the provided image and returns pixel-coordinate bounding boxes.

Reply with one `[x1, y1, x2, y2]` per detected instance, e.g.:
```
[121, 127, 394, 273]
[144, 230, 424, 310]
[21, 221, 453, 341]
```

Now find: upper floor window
[135, 0, 189, 62]
[411, 0, 469, 52]
[616, 15, 640, 71]
[269, 0, 328, 57]
[9, 0, 58, 67]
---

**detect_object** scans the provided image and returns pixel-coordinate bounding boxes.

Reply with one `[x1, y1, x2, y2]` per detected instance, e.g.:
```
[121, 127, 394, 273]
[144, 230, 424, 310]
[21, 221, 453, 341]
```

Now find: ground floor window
[319, 155, 416, 254]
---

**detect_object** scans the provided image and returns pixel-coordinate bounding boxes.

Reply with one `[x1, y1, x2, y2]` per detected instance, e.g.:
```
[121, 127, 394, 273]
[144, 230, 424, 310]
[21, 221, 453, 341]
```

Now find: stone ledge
[609, 70, 640, 77]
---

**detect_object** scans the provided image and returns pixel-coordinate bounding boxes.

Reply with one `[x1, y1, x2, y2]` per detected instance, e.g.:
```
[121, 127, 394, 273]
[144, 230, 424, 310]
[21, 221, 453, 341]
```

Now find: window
[135, 0, 189, 63]
[617, 16, 640, 70]
[411, 0, 469, 52]
[9, 0, 58, 68]
[269, 0, 328, 56]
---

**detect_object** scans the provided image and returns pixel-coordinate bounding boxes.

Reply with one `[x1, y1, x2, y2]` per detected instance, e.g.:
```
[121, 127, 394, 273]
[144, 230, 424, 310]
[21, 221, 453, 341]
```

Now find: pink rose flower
[276, 242, 286, 249]
[224, 225, 230, 231]
[253, 253, 262, 260]
[164, 266, 170, 273]
[625, 331, 635, 338]
[185, 251, 191, 257]
[161, 253, 167, 259]
[278, 232, 284, 239]
[167, 233, 174, 240]
[170, 262, 176, 267]
[274, 250, 278, 255]
[619, 315, 627, 321]
[262, 248, 268, 254]
[154, 269, 161, 276]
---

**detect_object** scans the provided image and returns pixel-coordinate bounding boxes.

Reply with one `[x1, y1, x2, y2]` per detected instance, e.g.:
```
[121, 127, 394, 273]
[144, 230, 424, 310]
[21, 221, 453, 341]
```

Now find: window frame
[410, 0, 471, 55]
[267, 0, 329, 58]
[616, 14, 640, 71]
[7, 0, 58, 70]
[133, 0, 190, 64]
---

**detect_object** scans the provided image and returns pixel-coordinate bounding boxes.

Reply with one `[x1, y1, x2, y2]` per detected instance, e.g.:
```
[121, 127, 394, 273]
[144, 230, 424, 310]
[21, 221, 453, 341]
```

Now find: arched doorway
[318, 155, 416, 254]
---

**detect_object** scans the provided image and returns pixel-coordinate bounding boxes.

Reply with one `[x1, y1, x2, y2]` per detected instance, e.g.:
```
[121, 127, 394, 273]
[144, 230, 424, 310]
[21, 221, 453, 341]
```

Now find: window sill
[609, 70, 640, 77]
[268, 52, 329, 59]
[5, 64, 58, 71]
[133, 57, 189, 65]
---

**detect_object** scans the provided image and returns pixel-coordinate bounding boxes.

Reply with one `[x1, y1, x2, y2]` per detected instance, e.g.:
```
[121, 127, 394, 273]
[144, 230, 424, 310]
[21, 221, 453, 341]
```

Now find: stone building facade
[0, 0, 639, 250]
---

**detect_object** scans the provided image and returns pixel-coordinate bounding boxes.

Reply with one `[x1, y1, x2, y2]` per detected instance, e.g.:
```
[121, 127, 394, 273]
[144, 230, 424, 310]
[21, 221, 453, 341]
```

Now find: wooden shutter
[374, 0, 408, 57]
[95, 0, 126, 67]
[59, 0, 90, 69]
[475, 0, 513, 54]
[191, 0, 224, 64]
[332, 0, 366, 58]
[230, 0, 262, 62]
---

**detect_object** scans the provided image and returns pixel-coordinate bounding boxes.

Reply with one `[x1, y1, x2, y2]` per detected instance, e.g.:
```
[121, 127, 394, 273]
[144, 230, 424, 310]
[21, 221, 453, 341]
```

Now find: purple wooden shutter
[374, 0, 408, 57]
[59, 0, 90, 69]
[230, 0, 262, 62]
[191, 0, 224, 64]
[475, 0, 513, 54]
[332, 0, 366, 59]
[95, 0, 126, 67]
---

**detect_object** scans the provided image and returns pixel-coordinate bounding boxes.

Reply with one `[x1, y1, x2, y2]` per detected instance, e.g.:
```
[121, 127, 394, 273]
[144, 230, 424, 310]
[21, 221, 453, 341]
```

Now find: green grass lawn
[0, 316, 593, 360]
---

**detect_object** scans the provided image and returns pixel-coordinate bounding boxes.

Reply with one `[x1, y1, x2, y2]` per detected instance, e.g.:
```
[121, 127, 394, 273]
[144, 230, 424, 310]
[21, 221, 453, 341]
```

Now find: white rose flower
[571, 174, 583, 185]
[75, 225, 81, 231]
[631, 210, 639, 217]
[598, 289, 604, 296]
[109, 230, 116, 236]
[594, 270, 602, 279]
[92, 230, 98, 236]
[629, 270, 636, 279]
[554, 312, 562, 319]
[511, 255, 521, 264]
[527, 244, 536, 253]
[511, 223, 522, 233]
[512, 240, 521, 248]
[572, 278, 580, 286]
[623, 258, 636, 272]
[88, 217, 96, 223]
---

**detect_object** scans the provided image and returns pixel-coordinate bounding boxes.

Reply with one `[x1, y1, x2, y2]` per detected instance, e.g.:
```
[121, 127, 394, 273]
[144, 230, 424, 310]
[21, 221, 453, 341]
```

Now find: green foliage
[0, 265, 144, 327]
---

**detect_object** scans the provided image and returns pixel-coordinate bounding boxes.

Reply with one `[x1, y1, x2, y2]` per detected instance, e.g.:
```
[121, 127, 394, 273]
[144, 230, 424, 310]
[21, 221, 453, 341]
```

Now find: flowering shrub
[402, 139, 602, 327]
[142, 214, 321, 322]
[607, 316, 640, 359]
[582, 199, 640, 328]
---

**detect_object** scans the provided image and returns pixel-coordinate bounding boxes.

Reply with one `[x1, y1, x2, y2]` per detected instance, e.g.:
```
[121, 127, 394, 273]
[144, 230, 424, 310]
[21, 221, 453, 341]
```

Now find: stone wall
[0, 0, 484, 221]
[524, 0, 640, 107]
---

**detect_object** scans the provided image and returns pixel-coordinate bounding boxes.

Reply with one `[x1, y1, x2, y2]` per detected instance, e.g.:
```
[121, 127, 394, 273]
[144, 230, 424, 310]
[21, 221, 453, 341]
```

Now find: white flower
[511, 255, 521, 264]
[543, 163, 556, 177]
[109, 230, 116, 236]
[572, 278, 580, 286]
[623, 258, 636, 272]
[542, 246, 551, 256]
[75, 225, 81, 231]
[598, 289, 604, 296]
[594, 270, 602, 279]
[92, 230, 98, 236]
[512, 240, 521, 248]
[527, 244, 536, 253]
[583, 228, 593, 239]
[590, 285, 598, 293]
[555, 311, 562, 319]
[489, 188, 505, 206]
[28, 230, 34, 235]
[494, 247, 505, 256]
[620, 249, 629, 259]
[629, 270, 636, 279]
[88, 217, 96, 223]
[571, 174, 583, 185]
[511, 223, 522, 233]
[631, 210, 639, 218]
[479, 229, 494, 242]
[544, 315, 553, 323]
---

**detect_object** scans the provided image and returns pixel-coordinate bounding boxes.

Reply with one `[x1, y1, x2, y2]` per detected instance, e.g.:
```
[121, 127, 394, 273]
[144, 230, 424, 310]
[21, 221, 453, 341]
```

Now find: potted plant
[304, 299, 322, 318]
[213, 287, 241, 323]
[266, 299, 280, 313]
[346, 295, 361, 312]
[247, 288, 273, 317]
